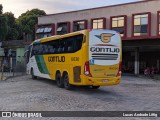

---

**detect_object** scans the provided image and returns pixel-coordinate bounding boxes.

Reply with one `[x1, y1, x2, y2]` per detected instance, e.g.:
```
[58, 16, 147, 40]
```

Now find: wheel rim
[64, 75, 69, 87]
[57, 75, 61, 85]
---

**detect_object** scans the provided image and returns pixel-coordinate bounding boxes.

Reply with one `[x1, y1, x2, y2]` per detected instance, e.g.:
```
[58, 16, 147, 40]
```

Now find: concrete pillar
[134, 47, 139, 75]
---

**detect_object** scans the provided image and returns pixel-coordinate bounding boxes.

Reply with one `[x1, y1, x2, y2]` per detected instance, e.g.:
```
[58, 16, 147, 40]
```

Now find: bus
[26, 29, 122, 90]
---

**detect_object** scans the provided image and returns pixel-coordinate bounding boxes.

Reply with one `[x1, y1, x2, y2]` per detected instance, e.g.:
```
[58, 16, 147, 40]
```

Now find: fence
[0, 60, 26, 80]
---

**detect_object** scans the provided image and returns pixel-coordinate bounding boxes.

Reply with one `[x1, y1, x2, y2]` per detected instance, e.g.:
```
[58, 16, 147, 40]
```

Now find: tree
[16, 9, 46, 40]
[4, 12, 16, 27]
[0, 5, 8, 41]
[0, 8, 46, 41]
[0, 4, 2, 14]
[0, 15, 8, 41]
[3, 12, 19, 40]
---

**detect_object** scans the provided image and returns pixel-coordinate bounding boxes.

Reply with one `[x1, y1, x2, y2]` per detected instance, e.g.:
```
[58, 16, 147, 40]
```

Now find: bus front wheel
[31, 69, 37, 79]
[63, 73, 73, 90]
[56, 72, 64, 88]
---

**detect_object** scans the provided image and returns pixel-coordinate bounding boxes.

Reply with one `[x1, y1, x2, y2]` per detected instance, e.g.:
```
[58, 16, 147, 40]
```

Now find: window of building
[92, 18, 106, 29]
[36, 24, 54, 39]
[133, 13, 149, 36]
[73, 20, 87, 32]
[44, 27, 52, 33]
[57, 22, 70, 35]
[36, 28, 41, 33]
[111, 16, 126, 37]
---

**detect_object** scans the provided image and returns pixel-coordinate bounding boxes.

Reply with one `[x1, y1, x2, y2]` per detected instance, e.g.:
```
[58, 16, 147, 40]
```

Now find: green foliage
[15, 22, 23, 39]
[0, 15, 8, 41]
[0, 8, 46, 41]
[3, 12, 15, 27]
[6, 27, 19, 40]
[0, 4, 2, 14]
[17, 8, 46, 39]
[3, 12, 19, 40]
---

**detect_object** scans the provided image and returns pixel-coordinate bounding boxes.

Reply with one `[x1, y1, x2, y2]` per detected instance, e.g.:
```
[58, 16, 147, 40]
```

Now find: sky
[1, 0, 142, 18]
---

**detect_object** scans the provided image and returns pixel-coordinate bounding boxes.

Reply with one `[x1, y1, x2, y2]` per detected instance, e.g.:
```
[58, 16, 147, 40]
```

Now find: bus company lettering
[90, 47, 120, 53]
[48, 56, 65, 62]
[71, 57, 79, 61]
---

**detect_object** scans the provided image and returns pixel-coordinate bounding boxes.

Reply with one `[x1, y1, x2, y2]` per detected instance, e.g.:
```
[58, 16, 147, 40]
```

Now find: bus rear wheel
[63, 73, 73, 90]
[31, 69, 37, 80]
[56, 72, 64, 88]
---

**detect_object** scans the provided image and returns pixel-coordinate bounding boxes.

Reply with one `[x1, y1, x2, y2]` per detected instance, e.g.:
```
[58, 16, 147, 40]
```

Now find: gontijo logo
[95, 33, 115, 43]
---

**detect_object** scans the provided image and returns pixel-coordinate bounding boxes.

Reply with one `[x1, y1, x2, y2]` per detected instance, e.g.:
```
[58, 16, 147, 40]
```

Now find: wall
[16, 48, 25, 63]
[38, 0, 160, 37]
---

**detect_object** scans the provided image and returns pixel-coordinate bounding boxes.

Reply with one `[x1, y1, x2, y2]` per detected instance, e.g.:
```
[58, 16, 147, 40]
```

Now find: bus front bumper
[87, 77, 121, 86]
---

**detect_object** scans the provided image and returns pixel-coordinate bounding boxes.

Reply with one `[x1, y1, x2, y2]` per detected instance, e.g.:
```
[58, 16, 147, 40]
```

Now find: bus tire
[31, 68, 37, 80]
[63, 73, 73, 90]
[91, 86, 100, 89]
[56, 72, 64, 88]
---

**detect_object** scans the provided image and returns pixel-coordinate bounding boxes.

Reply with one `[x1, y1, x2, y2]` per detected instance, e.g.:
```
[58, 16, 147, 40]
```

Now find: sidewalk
[123, 73, 160, 80]
[152, 74, 160, 80]
[0, 72, 13, 80]
[0, 72, 26, 80]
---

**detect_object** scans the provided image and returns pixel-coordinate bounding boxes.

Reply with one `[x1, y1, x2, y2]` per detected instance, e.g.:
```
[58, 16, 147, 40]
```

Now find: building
[35, 0, 160, 75]
[1, 39, 32, 71]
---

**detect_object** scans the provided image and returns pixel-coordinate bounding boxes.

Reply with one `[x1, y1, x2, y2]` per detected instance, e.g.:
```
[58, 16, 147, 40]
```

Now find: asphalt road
[0, 75, 159, 120]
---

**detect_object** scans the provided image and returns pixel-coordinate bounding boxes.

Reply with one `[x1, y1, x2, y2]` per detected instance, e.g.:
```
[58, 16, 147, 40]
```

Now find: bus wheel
[90, 86, 100, 89]
[56, 72, 64, 88]
[31, 69, 37, 79]
[63, 73, 73, 90]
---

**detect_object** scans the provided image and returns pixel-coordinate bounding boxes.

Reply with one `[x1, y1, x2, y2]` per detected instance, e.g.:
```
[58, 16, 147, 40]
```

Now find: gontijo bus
[26, 29, 122, 89]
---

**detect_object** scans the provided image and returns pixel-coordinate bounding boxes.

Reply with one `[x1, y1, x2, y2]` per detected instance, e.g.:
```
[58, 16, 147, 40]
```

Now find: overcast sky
[1, 0, 141, 18]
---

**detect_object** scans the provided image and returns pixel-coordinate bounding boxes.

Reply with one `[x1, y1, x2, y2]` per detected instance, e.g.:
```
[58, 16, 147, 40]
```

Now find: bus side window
[38, 45, 43, 55]
[57, 40, 60, 53]
[68, 46, 73, 52]
[34, 45, 39, 55]
[32, 44, 41, 56]
[75, 35, 83, 51]
[41, 45, 47, 54]
[61, 41, 66, 53]
[66, 37, 73, 52]
[44, 45, 49, 54]
[62, 45, 67, 53]
[49, 40, 57, 54]
[65, 35, 83, 53]
[28, 45, 31, 58]
[57, 47, 61, 53]
[31, 45, 36, 57]
[50, 46, 55, 53]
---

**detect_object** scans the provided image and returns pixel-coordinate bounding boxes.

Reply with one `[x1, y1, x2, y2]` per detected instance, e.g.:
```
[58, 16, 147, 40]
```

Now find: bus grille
[92, 53, 118, 60]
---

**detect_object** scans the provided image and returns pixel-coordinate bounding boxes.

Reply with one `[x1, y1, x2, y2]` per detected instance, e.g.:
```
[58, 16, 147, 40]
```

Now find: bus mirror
[83, 35, 86, 43]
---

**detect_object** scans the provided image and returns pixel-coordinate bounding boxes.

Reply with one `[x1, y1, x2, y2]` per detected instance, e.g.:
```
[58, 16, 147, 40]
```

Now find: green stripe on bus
[40, 56, 49, 74]
[35, 55, 49, 74]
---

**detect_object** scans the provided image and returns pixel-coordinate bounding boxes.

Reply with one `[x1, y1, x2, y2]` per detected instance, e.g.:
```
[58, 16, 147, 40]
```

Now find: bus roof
[32, 29, 119, 44]
[32, 30, 88, 44]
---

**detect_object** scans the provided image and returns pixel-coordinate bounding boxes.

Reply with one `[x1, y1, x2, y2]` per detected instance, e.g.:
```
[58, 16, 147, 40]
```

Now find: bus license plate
[102, 80, 109, 82]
